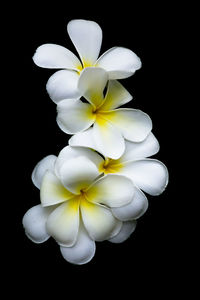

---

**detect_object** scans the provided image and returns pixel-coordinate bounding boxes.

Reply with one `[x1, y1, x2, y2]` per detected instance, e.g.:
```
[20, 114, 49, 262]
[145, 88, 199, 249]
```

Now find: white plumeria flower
[33, 19, 141, 103]
[68, 131, 168, 220]
[23, 152, 136, 265]
[57, 67, 152, 159]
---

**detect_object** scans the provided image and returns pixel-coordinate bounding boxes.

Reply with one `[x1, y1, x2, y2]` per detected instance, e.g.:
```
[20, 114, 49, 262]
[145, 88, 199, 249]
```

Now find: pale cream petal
[32, 155, 57, 189]
[57, 99, 95, 134]
[55, 145, 103, 178]
[99, 80, 132, 111]
[59, 156, 99, 194]
[108, 221, 137, 243]
[78, 67, 108, 109]
[101, 109, 152, 142]
[81, 200, 122, 241]
[86, 174, 134, 207]
[40, 171, 74, 207]
[46, 198, 80, 246]
[67, 19, 102, 66]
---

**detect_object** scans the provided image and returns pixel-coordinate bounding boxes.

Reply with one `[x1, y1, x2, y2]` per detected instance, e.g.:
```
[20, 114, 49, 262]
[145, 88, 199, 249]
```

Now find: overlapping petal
[80, 199, 122, 241]
[22, 204, 54, 243]
[46, 70, 80, 103]
[78, 67, 108, 108]
[60, 221, 96, 265]
[108, 220, 137, 243]
[100, 109, 152, 142]
[112, 188, 148, 221]
[32, 155, 57, 189]
[120, 159, 169, 195]
[57, 99, 95, 134]
[86, 174, 135, 207]
[40, 171, 74, 206]
[46, 198, 80, 246]
[59, 156, 99, 194]
[96, 47, 141, 79]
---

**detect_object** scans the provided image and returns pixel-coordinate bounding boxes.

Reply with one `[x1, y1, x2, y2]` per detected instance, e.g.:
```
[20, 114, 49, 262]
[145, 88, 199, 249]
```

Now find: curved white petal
[120, 133, 160, 163]
[46, 70, 80, 103]
[69, 128, 101, 153]
[108, 221, 137, 243]
[121, 159, 169, 196]
[55, 145, 103, 178]
[81, 200, 122, 241]
[46, 199, 79, 246]
[96, 47, 141, 79]
[86, 174, 135, 208]
[102, 109, 152, 142]
[40, 171, 74, 207]
[33, 44, 82, 70]
[78, 67, 108, 108]
[22, 204, 54, 243]
[93, 119, 125, 159]
[112, 188, 148, 221]
[60, 221, 96, 265]
[32, 155, 57, 189]
[59, 156, 99, 194]
[99, 80, 132, 111]
[67, 19, 102, 66]
[57, 99, 95, 134]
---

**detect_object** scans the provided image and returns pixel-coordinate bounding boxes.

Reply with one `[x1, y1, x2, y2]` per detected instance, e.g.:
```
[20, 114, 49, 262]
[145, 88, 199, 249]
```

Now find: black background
[6, 2, 188, 296]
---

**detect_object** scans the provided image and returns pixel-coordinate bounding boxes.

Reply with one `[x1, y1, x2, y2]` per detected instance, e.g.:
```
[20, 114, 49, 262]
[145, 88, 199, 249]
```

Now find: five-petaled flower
[23, 152, 138, 264]
[57, 67, 152, 159]
[33, 19, 141, 103]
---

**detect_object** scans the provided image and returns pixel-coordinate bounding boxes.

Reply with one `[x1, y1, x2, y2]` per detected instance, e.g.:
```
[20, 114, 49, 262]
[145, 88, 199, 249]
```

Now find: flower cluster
[23, 19, 168, 265]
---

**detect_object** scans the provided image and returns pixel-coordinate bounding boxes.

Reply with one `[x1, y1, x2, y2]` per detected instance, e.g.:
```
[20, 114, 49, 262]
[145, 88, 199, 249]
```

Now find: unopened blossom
[56, 67, 152, 159]
[23, 152, 136, 264]
[33, 19, 141, 103]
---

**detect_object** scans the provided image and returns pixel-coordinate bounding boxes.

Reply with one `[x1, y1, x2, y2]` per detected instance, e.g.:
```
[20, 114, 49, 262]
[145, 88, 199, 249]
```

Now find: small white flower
[57, 67, 152, 159]
[68, 131, 169, 220]
[23, 152, 136, 265]
[33, 19, 141, 103]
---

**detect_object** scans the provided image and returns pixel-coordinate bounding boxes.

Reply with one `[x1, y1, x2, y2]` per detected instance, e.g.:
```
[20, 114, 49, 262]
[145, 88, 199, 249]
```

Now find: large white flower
[68, 131, 169, 220]
[33, 19, 141, 103]
[23, 152, 136, 265]
[57, 67, 152, 159]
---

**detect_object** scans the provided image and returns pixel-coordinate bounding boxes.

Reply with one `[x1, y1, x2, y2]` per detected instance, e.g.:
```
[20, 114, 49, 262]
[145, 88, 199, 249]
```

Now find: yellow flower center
[99, 158, 124, 174]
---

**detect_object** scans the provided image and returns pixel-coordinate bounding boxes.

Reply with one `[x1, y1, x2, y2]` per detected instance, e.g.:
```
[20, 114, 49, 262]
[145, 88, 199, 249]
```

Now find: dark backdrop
[6, 3, 186, 296]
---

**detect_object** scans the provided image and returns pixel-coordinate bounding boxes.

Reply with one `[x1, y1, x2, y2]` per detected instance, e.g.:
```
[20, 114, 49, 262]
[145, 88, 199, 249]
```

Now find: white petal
[40, 170, 74, 207]
[46, 70, 80, 103]
[67, 19, 102, 66]
[120, 133, 160, 163]
[22, 204, 54, 243]
[86, 174, 135, 208]
[121, 159, 169, 196]
[56, 99, 95, 134]
[108, 221, 137, 243]
[69, 128, 101, 153]
[99, 80, 132, 111]
[60, 221, 95, 265]
[96, 47, 141, 79]
[112, 188, 148, 221]
[78, 67, 108, 108]
[93, 119, 125, 159]
[59, 156, 99, 194]
[55, 145, 103, 178]
[81, 200, 122, 241]
[46, 199, 79, 246]
[33, 44, 82, 70]
[102, 109, 152, 142]
[32, 155, 57, 189]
